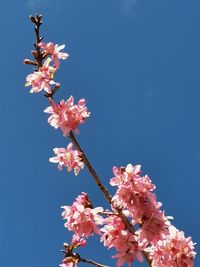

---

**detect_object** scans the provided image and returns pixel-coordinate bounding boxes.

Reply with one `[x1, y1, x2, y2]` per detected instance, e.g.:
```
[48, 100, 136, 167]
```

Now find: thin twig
[29, 14, 44, 68]
[99, 211, 118, 216]
[79, 257, 110, 267]
[23, 59, 38, 66]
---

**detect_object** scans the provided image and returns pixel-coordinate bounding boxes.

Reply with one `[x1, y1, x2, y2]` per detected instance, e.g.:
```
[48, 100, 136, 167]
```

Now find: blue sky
[1, 0, 200, 266]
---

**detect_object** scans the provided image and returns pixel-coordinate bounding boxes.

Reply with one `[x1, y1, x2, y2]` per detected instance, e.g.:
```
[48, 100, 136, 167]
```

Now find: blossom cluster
[110, 164, 170, 244]
[44, 96, 90, 136]
[25, 39, 90, 175]
[25, 42, 68, 94]
[38, 42, 69, 68]
[62, 192, 104, 238]
[101, 215, 144, 267]
[148, 225, 196, 267]
[107, 164, 196, 266]
[49, 143, 84, 175]
[61, 167, 196, 267]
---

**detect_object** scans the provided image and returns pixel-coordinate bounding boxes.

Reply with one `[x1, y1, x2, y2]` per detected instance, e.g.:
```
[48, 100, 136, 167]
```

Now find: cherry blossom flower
[110, 164, 171, 243]
[25, 58, 58, 93]
[44, 96, 90, 135]
[147, 225, 196, 267]
[71, 234, 86, 248]
[49, 143, 84, 175]
[110, 164, 155, 194]
[101, 215, 144, 267]
[136, 209, 171, 245]
[39, 42, 69, 68]
[62, 193, 103, 238]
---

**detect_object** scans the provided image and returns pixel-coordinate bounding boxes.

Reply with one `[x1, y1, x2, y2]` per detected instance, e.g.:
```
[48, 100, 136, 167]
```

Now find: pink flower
[44, 96, 90, 135]
[101, 215, 144, 267]
[101, 216, 126, 248]
[148, 226, 196, 267]
[110, 164, 171, 244]
[110, 164, 155, 193]
[39, 42, 69, 68]
[110, 164, 142, 187]
[62, 193, 103, 238]
[71, 234, 86, 248]
[49, 143, 84, 175]
[136, 209, 171, 244]
[110, 164, 159, 218]
[25, 58, 58, 93]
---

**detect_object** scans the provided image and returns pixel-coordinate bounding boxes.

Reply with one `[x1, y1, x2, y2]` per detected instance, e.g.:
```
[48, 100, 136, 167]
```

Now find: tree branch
[79, 257, 110, 267]
[27, 14, 152, 267]
[69, 131, 112, 204]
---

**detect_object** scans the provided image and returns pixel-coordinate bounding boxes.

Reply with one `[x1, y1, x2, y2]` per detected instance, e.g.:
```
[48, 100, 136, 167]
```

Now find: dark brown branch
[23, 59, 38, 66]
[29, 14, 44, 67]
[69, 131, 112, 204]
[44, 83, 60, 98]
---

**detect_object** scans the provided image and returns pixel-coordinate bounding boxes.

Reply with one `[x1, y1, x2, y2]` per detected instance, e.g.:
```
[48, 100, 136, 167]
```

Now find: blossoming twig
[26, 14, 154, 267]
[24, 14, 196, 267]
[26, 14, 153, 266]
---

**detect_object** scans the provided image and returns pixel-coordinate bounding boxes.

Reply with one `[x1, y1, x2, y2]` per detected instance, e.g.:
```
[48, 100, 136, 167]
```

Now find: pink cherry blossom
[136, 209, 171, 245]
[101, 215, 144, 267]
[110, 164, 158, 219]
[71, 234, 86, 248]
[62, 193, 103, 238]
[44, 96, 90, 135]
[25, 58, 58, 93]
[39, 42, 69, 68]
[147, 225, 196, 267]
[110, 164, 155, 193]
[110, 164, 171, 243]
[49, 143, 84, 175]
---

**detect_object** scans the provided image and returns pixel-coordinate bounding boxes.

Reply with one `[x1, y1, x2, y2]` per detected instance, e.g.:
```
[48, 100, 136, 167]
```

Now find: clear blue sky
[1, 0, 199, 266]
